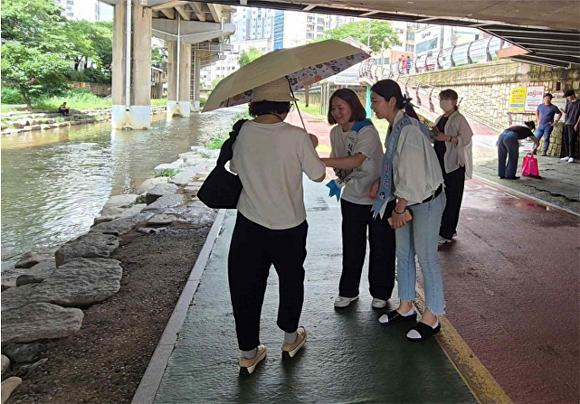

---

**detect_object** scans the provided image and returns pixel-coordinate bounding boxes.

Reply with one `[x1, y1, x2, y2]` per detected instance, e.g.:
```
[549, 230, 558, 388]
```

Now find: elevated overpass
[99, 0, 235, 128]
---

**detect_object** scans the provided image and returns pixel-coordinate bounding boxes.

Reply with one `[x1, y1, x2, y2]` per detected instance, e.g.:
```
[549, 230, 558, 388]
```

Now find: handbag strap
[217, 119, 248, 168]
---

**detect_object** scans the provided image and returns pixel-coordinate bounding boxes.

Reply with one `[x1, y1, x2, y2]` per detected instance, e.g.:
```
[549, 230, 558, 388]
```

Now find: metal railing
[378, 36, 509, 76]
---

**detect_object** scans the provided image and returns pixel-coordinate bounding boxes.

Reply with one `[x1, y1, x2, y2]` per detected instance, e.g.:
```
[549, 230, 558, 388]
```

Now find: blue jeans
[395, 193, 446, 315]
[535, 125, 553, 153]
[497, 130, 520, 178]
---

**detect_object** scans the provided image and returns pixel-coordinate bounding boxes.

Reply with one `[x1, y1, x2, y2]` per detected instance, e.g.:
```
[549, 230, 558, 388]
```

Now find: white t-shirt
[329, 123, 384, 205]
[231, 121, 326, 230]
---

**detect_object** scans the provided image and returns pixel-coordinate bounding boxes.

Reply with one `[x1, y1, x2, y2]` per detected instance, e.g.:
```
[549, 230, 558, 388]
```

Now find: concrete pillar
[112, 1, 152, 129]
[167, 40, 192, 117]
[192, 51, 202, 112]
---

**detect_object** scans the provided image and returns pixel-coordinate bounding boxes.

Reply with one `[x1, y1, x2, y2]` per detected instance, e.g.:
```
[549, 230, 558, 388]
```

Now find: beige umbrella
[203, 39, 370, 112]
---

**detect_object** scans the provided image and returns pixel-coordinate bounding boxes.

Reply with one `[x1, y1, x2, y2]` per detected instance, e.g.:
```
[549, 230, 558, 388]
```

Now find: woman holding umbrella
[228, 78, 326, 374]
[368, 79, 446, 342]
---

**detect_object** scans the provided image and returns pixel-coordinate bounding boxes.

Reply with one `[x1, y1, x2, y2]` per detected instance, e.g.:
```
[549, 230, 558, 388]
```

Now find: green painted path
[153, 180, 477, 404]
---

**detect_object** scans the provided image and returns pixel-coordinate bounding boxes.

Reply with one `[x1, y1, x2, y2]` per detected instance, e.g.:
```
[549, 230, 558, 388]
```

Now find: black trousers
[440, 166, 466, 240]
[228, 213, 307, 351]
[339, 199, 396, 301]
[563, 125, 579, 158]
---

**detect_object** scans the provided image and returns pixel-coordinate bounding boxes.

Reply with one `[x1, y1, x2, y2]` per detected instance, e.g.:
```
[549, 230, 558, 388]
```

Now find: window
[307, 24, 314, 31]
[406, 44, 415, 52]
[415, 38, 438, 54]
[407, 32, 415, 41]
[317, 26, 324, 32]
[317, 34, 324, 38]
[307, 33, 314, 39]
[307, 16, 314, 22]
[317, 17, 325, 24]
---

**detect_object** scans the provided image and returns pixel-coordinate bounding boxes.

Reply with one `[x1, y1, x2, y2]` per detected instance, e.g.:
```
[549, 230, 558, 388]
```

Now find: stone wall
[69, 82, 112, 97]
[410, 60, 580, 157]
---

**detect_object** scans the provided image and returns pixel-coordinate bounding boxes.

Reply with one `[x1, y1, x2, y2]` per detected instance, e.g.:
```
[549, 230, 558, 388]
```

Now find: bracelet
[394, 208, 406, 215]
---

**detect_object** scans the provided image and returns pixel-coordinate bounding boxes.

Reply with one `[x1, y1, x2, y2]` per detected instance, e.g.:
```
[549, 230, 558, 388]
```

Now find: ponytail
[372, 79, 420, 121]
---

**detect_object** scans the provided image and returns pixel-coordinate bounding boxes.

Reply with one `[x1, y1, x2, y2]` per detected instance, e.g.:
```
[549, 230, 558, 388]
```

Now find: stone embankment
[0, 146, 218, 402]
[1, 106, 167, 136]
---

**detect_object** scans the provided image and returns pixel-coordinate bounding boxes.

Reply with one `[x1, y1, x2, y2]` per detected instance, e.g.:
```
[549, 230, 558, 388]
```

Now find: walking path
[141, 110, 579, 404]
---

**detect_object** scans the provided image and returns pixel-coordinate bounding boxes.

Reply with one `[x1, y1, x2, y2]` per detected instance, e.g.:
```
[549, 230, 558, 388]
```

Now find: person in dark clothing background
[497, 121, 540, 179]
[560, 90, 580, 163]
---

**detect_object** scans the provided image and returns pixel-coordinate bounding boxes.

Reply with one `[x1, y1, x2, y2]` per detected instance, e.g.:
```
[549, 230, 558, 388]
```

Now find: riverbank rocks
[15, 248, 57, 268]
[169, 169, 200, 186]
[146, 183, 179, 204]
[2, 260, 56, 291]
[137, 177, 169, 194]
[2, 303, 83, 344]
[1, 377, 22, 404]
[94, 203, 147, 225]
[1, 356, 9, 375]
[148, 214, 179, 226]
[90, 212, 155, 236]
[1, 259, 122, 312]
[103, 194, 139, 209]
[143, 193, 186, 213]
[2, 343, 46, 364]
[154, 161, 183, 175]
[55, 233, 119, 267]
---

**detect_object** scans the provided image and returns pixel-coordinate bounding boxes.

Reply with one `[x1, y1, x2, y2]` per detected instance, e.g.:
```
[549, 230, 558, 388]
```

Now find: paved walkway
[153, 180, 476, 404]
[148, 110, 579, 404]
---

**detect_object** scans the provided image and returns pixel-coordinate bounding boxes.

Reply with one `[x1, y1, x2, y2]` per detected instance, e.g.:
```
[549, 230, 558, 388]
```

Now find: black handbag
[197, 119, 248, 209]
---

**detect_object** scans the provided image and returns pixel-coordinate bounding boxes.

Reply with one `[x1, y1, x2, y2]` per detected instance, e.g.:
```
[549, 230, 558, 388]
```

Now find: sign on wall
[509, 87, 527, 112]
[525, 86, 546, 112]
[509, 85, 546, 113]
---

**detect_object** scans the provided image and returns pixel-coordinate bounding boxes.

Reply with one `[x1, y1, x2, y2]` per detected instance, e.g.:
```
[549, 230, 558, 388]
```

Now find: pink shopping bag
[522, 153, 540, 177]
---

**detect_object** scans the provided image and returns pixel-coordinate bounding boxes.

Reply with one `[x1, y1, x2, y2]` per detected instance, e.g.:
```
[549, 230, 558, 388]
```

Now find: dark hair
[543, 93, 553, 99]
[439, 89, 459, 111]
[248, 101, 291, 118]
[327, 89, 366, 125]
[371, 79, 419, 120]
[564, 90, 576, 97]
[524, 121, 536, 131]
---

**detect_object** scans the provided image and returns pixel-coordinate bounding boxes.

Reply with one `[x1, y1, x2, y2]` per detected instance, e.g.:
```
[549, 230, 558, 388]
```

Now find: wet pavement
[149, 110, 579, 404]
[153, 181, 477, 404]
[440, 180, 580, 404]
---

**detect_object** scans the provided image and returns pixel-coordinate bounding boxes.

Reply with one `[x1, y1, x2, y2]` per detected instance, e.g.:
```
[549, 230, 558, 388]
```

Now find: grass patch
[205, 133, 228, 150]
[157, 168, 179, 178]
[151, 99, 167, 106]
[34, 89, 111, 111]
[296, 102, 324, 118]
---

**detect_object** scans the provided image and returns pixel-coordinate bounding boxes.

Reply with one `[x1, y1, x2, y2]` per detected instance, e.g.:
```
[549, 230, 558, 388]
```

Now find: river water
[1, 108, 242, 269]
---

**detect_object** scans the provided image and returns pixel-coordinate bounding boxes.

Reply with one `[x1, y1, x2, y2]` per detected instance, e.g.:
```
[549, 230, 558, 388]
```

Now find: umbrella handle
[286, 76, 307, 131]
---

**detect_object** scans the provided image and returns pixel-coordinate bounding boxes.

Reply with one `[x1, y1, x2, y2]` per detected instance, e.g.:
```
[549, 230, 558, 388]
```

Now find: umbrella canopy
[203, 39, 370, 112]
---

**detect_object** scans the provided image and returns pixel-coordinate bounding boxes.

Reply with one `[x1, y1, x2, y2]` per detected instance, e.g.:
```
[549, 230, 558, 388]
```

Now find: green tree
[1, 43, 70, 110]
[238, 47, 263, 67]
[91, 22, 114, 74]
[152, 47, 165, 67]
[65, 20, 98, 71]
[315, 20, 400, 52]
[1, 0, 68, 53]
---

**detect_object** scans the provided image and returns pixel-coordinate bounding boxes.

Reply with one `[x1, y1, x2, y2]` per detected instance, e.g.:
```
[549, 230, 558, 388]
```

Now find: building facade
[54, 0, 110, 22]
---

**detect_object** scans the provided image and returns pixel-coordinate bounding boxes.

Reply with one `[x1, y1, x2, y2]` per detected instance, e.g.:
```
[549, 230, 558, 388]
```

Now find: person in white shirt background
[228, 78, 326, 374]
[320, 89, 396, 310]
[432, 89, 474, 245]
[368, 79, 446, 342]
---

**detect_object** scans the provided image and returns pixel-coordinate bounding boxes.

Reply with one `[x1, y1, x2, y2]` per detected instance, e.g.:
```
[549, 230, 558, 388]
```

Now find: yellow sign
[509, 87, 527, 112]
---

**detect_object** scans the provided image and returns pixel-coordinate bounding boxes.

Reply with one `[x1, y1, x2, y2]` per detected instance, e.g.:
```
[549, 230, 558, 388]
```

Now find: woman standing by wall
[368, 79, 446, 342]
[432, 89, 474, 245]
[320, 89, 396, 310]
